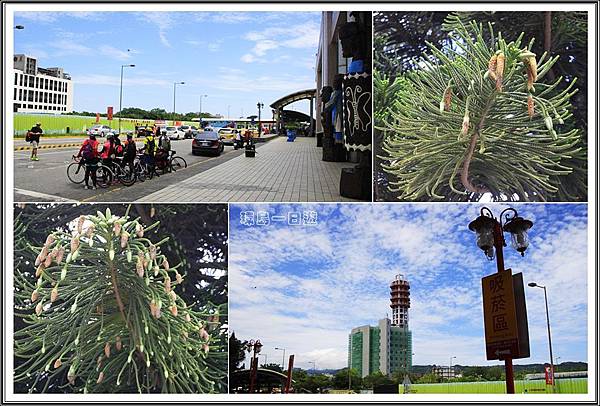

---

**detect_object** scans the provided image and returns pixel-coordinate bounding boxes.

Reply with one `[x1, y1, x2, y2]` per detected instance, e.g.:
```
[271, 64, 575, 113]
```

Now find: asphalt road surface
[14, 138, 243, 202]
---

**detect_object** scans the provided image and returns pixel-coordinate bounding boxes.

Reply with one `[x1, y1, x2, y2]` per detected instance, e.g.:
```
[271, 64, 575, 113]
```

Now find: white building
[13, 54, 73, 113]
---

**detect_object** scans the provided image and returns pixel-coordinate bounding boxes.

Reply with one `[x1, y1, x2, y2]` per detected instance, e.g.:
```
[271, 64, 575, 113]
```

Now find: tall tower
[390, 274, 410, 327]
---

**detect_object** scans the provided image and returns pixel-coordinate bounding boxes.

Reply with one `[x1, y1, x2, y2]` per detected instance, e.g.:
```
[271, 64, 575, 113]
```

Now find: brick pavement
[137, 136, 358, 202]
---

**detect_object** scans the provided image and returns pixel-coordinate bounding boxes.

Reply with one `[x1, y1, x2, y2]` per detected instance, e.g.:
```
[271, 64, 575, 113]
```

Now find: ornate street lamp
[244, 339, 263, 393]
[469, 207, 534, 260]
[468, 206, 533, 394]
[257, 102, 264, 137]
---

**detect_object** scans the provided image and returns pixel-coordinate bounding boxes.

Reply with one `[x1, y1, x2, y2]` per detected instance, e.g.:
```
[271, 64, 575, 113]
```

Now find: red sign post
[544, 364, 554, 385]
[107, 106, 113, 120]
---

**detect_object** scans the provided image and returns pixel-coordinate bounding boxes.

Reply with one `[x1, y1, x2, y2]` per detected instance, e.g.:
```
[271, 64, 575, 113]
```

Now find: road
[14, 138, 243, 202]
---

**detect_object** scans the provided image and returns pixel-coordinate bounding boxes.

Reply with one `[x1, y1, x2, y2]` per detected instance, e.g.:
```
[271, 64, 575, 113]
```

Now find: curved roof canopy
[270, 89, 316, 110]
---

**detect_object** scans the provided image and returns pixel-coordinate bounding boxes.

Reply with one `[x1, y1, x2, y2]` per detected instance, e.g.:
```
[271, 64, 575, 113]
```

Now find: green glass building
[348, 275, 412, 378]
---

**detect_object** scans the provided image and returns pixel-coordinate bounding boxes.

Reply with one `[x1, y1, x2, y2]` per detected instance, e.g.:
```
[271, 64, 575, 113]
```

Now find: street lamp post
[198, 94, 207, 126]
[173, 81, 185, 126]
[449, 356, 456, 379]
[309, 361, 316, 372]
[261, 354, 268, 366]
[528, 282, 555, 391]
[468, 206, 534, 394]
[257, 102, 264, 137]
[119, 64, 135, 136]
[244, 339, 263, 393]
[275, 347, 286, 371]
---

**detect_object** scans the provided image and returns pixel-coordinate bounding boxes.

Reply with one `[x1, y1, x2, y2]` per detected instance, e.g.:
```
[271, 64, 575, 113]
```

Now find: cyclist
[101, 133, 115, 170]
[122, 133, 137, 173]
[77, 134, 100, 189]
[139, 129, 159, 177]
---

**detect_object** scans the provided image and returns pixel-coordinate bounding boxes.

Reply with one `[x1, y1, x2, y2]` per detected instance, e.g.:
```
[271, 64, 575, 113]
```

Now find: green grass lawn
[404, 378, 587, 394]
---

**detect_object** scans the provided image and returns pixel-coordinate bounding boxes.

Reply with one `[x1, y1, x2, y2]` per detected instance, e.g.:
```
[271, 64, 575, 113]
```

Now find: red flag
[96, 113, 100, 123]
[544, 364, 554, 385]
[107, 106, 113, 120]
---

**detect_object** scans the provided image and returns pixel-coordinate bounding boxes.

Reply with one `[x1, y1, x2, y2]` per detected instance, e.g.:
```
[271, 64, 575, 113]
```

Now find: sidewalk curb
[14, 137, 146, 151]
[15, 143, 81, 151]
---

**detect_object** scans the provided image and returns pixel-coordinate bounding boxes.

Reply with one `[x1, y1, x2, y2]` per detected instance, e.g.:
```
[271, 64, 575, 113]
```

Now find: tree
[13, 204, 227, 393]
[417, 373, 441, 384]
[377, 15, 584, 202]
[363, 371, 394, 389]
[332, 368, 361, 391]
[228, 332, 247, 372]
[261, 363, 284, 373]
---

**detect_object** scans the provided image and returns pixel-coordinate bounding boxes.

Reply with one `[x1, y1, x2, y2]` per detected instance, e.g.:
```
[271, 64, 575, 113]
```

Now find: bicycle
[169, 150, 187, 172]
[67, 155, 113, 188]
[105, 157, 136, 187]
[66, 155, 86, 184]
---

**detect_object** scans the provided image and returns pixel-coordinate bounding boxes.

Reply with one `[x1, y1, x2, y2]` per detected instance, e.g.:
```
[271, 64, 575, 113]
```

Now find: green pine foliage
[377, 15, 585, 201]
[14, 207, 226, 393]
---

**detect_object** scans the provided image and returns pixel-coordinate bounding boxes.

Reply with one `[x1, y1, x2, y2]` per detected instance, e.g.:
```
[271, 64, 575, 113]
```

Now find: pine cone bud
[44, 254, 53, 268]
[202, 343, 210, 354]
[116, 336, 122, 351]
[199, 327, 210, 341]
[97, 371, 104, 384]
[55, 247, 65, 264]
[164, 277, 172, 293]
[175, 272, 182, 284]
[170, 305, 178, 317]
[163, 258, 170, 271]
[86, 224, 95, 238]
[51, 287, 58, 303]
[113, 223, 122, 237]
[185, 313, 191, 322]
[77, 215, 85, 234]
[70, 236, 80, 253]
[136, 257, 144, 277]
[487, 54, 498, 81]
[169, 290, 177, 301]
[104, 342, 111, 358]
[120, 230, 129, 248]
[35, 301, 43, 316]
[149, 244, 157, 260]
[35, 264, 44, 277]
[461, 113, 470, 136]
[443, 86, 452, 112]
[53, 359, 62, 369]
[135, 223, 144, 237]
[31, 290, 39, 302]
[527, 94, 535, 118]
[495, 52, 505, 92]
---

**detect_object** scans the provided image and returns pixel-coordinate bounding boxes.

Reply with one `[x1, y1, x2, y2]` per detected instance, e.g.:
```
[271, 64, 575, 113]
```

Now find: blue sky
[14, 11, 319, 117]
[229, 203, 589, 370]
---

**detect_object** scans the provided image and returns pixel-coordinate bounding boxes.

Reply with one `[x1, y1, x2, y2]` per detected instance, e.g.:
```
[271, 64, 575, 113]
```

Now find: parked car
[165, 126, 180, 140]
[192, 131, 224, 156]
[178, 125, 193, 139]
[87, 125, 114, 137]
[218, 128, 239, 145]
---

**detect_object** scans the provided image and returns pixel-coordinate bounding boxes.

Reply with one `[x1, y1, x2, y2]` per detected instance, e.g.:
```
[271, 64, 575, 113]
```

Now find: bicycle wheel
[134, 161, 146, 182]
[66, 162, 85, 184]
[96, 166, 114, 188]
[170, 156, 187, 172]
[118, 164, 136, 187]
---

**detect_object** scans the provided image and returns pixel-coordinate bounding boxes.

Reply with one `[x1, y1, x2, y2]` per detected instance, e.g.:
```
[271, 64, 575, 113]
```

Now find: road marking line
[14, 188, 76, 202]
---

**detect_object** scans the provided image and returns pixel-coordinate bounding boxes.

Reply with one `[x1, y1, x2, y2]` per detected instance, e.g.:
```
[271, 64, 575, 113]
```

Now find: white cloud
[240, 54, 256, 63]
[230, 204, 589, 369]
[208, 12, 254, 24]
[136, 12, 176, 47]
[16, 11, 103, 23]
[74, 74, 170, 88]
[241, 20, 319, 63]
[98, 45, 133, 61]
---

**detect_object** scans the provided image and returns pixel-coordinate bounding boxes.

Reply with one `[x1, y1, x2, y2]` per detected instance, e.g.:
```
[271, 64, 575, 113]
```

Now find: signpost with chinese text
[482, 269, 529, 360]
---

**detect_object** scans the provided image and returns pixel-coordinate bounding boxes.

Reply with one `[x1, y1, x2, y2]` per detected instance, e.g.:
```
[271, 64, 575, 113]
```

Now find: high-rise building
[390, 274, 410, 327]
[348, 274, 412, 378]
[13, 54, 73, 113]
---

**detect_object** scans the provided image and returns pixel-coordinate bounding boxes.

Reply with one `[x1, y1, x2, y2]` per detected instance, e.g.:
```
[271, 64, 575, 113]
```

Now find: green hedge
[13, 113, 196, 136]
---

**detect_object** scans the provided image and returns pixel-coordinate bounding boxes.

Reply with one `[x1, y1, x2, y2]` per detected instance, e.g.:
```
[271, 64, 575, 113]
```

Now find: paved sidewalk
[138, 136, 358, 202]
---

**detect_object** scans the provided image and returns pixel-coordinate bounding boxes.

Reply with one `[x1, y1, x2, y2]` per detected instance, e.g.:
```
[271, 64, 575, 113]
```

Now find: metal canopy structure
[270, 89, 317, 136]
